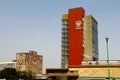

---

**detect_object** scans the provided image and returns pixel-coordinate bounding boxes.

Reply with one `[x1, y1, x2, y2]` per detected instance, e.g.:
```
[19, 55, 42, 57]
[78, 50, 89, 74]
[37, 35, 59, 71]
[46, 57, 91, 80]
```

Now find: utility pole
[105, 38, 110, 80]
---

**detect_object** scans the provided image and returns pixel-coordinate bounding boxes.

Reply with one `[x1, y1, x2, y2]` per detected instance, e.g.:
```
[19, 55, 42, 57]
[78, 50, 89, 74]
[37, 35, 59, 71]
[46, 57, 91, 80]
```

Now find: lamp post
[105, 38, 110, 80]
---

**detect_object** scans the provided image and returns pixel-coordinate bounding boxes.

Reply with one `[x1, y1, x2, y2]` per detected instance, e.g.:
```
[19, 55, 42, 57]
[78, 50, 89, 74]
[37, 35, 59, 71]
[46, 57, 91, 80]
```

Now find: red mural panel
[68, 7, 85, 66]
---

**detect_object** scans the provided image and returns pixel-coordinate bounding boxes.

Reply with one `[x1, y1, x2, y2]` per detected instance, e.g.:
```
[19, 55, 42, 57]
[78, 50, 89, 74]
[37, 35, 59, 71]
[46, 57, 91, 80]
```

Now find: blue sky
[0, 0, 120, 73]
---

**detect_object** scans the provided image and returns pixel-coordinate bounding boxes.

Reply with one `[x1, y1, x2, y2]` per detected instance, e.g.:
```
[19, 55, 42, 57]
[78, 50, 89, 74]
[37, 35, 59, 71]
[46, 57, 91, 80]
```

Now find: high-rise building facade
[61, 7, 98, 68]
[61, 14, 68, 68]
[83, 15, 99, 61]
[68, 7, 85, 67]
[16, 50, 43, 74]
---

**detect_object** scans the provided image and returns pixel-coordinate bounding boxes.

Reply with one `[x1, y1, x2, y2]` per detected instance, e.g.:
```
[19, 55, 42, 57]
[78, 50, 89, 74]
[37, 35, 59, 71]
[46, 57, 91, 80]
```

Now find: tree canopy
[0, 68, 32, 80]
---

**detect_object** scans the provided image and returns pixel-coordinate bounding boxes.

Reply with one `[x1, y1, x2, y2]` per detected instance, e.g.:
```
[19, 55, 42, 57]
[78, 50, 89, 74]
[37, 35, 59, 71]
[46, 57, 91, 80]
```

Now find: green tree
[18, 71, 32, 80]
[0, 68, 32, 80]
[0, 68, 19, 80]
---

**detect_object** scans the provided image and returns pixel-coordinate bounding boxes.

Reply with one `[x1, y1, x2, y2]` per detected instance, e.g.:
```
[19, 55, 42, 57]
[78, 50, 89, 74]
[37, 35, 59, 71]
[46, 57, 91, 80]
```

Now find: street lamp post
[105, 38, 110, 80]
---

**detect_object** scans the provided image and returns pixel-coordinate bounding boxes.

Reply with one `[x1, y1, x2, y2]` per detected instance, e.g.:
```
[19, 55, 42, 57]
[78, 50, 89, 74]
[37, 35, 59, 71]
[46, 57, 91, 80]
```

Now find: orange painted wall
[68, 7, 85, 66]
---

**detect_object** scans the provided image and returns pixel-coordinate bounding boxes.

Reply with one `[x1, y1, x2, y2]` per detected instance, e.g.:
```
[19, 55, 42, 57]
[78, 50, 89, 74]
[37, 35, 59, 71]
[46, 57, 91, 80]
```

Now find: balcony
[46, 68, 79, 77]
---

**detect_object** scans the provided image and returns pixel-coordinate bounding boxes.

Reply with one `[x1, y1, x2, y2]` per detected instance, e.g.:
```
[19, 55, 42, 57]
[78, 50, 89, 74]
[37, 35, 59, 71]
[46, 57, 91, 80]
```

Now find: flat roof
[68, 64, 120, 68]
[46, 68, 69, 70]
[0, 62, 15, 64]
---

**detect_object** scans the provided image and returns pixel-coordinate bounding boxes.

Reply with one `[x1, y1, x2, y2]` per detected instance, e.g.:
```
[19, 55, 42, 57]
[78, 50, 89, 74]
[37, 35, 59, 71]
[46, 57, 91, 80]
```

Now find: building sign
[62, 14, 68, 20]
[75, 21, 82, 30]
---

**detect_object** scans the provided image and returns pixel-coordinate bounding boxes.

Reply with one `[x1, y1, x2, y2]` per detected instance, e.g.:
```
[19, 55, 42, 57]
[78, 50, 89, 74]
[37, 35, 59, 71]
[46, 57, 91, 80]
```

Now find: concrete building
[83, 15, 99, 61]
[46, 60, 120, 80]
[61, 7, 99, 68]
[61, 14, 68, 68]
[46, 7, 120, 80]
[68, 7, 85, 67]
[16, 50, 43, 74]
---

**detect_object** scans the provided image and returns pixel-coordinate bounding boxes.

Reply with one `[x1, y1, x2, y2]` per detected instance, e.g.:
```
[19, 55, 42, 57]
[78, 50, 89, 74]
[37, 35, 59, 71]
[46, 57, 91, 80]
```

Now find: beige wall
[83, 15, 93, 60]
[70, 67, 120, 78]
[83, 15, 98, 61]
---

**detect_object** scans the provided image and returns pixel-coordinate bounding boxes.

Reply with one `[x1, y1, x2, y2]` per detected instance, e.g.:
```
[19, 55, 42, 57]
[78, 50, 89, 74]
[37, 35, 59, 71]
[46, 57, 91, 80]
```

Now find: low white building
[0, 62, 16, 71]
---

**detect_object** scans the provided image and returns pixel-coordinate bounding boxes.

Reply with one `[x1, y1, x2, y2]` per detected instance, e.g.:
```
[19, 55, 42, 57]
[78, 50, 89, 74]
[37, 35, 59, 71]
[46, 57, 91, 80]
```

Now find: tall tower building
[61, 7, 99, 68]
[83, 15, 99, 61]
[61, 14, 68, 68]
[68, 7, 85, 67]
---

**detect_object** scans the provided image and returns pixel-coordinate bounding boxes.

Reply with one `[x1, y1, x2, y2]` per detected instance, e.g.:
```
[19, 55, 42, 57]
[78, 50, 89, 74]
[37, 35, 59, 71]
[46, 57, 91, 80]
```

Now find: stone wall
[16, 51, 43, 74]
[70, 66, 120, 78]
